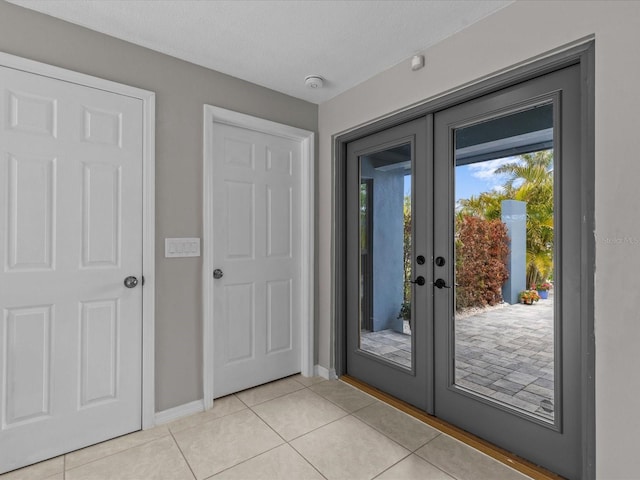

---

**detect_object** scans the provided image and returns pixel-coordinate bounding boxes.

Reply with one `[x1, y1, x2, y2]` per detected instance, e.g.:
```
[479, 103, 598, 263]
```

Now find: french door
[346, 117, 430, 410]
[345, 64, 584, 478]
[433, 64, 582, 479]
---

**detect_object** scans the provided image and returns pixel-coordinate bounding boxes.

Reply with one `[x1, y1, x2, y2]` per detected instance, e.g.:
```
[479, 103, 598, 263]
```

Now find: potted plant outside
[398, 302, 411, 334]
[520, 289, 541, 305]
[532, 282, 552, 300]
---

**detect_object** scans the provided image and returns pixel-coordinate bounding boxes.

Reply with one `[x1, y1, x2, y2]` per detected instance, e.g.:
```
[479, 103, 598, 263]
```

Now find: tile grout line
[168, 429, 198, 480]
[200, 444, 285, 480]
[369, 452, 417, 480]
[61, 430, 172, 476]
[285, 439, 329, 480]
[273, 386, 330, 480]
[412, 435, 466, 480]
[209, 382, 330, 480]
[413, 434, 476, 480]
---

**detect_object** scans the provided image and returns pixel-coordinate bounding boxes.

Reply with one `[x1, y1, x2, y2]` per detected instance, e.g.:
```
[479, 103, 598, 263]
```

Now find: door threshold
[341, 375, 564, 480]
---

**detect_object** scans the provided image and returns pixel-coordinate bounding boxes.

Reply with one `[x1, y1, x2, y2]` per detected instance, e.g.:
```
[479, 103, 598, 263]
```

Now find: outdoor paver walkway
[360, 328, 413, 367]
[361, 294, 555, 422]
[455, 295, 554, 421]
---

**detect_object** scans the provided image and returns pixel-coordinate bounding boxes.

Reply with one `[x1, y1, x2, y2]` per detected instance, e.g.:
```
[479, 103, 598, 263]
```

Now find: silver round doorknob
[124, 276, 139, 288]
[213, 269, 224, 279]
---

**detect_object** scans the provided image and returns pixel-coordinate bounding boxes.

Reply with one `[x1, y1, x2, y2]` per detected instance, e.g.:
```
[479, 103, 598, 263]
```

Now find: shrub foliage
[455, 215, 510, 310]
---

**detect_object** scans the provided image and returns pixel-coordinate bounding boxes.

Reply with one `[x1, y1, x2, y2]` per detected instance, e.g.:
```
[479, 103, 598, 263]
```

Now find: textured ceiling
[8, 0, 513, 104]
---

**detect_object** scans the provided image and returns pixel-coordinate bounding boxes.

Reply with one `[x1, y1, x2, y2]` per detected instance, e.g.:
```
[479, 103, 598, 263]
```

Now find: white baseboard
[154, 399, 204, 426]
[314, 364, 337, 380]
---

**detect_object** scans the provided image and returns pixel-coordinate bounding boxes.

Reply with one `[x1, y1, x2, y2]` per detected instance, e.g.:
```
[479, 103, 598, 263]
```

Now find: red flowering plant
[455, 216, 509, 310]
[532, 282, 552, 291]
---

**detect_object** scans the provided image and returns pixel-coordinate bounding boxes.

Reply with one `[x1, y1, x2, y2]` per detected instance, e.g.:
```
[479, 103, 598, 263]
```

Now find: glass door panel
[358, 143, 413, 369]
[454, 103, 556, 422]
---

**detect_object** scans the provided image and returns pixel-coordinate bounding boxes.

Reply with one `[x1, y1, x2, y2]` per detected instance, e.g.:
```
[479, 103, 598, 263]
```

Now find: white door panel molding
[203, 105, 314, 407]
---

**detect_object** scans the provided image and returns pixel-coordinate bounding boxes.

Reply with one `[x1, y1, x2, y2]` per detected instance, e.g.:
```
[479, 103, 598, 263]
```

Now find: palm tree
[457, 190, 504, 221]
[495, 150, 554, 287]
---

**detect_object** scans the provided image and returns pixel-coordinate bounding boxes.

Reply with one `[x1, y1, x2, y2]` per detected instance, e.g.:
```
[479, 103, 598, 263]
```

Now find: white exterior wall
[317, 1, 640, 478]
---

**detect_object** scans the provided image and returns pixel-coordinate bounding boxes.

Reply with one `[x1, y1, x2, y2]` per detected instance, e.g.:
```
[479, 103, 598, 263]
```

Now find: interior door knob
[124, 276, 138, 288]
[213, 269, 224, 279]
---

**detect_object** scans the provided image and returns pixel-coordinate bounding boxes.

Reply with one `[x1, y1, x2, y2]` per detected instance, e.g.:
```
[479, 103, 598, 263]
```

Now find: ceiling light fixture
[305, 75, 324, 89]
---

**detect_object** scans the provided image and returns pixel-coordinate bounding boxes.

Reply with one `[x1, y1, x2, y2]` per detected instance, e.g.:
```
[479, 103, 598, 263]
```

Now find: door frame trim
[0, 51, 157, 429]
[202, 105, 315, 409]
[332, 38, 594, 478]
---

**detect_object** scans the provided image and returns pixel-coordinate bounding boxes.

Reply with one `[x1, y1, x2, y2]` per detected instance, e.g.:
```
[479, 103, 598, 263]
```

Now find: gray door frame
[332, 40, 594, 478]
[360, 178, 374, 331]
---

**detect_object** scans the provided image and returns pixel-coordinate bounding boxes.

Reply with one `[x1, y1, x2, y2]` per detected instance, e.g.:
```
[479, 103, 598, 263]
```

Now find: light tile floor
[1, 376, 532, 480]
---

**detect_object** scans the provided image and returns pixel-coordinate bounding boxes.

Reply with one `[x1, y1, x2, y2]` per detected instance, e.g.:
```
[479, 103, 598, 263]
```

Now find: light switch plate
[165, 237, 200, 258]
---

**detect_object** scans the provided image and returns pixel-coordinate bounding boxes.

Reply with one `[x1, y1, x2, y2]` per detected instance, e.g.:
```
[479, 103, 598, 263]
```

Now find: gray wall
[0, 1, 318, 412]
[318, 2, 640, 477]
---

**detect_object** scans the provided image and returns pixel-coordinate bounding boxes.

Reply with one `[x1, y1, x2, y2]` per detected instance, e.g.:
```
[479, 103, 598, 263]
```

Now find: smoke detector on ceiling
[305, 75, 324, 89]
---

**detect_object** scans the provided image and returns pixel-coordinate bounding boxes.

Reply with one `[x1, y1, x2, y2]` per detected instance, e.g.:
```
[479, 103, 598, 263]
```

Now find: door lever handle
[434, 278, 452, 289]
[411, 276, 426, 286]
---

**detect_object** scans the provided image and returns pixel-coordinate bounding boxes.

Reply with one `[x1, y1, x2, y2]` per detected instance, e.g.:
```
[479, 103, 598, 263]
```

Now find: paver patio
[361, 293, 555, 422]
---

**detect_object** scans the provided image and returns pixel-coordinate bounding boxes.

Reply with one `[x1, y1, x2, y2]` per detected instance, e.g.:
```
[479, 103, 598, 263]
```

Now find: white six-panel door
[0, 65, 144, 473]
[211, 123, 303, 398]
